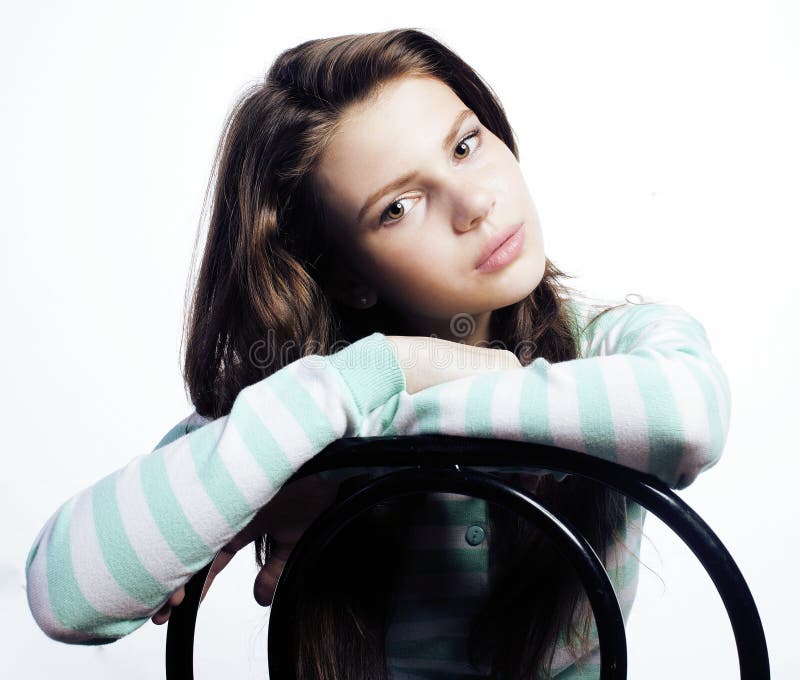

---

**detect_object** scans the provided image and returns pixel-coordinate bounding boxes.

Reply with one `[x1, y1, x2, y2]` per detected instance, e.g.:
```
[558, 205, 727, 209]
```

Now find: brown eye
[453, 130, 479, 160]
[379, 196, 416, 225]
[386, 201, 404, 220]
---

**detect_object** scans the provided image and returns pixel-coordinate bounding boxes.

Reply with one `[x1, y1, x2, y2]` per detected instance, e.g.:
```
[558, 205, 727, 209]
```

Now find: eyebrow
[356, 108, 476, 224]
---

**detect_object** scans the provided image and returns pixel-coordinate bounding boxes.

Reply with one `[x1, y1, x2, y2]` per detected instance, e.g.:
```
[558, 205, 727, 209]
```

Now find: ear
[321, 258, 378, 310]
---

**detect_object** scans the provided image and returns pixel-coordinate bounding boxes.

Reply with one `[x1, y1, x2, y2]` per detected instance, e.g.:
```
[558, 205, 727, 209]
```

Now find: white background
[2, 1, 797, 677]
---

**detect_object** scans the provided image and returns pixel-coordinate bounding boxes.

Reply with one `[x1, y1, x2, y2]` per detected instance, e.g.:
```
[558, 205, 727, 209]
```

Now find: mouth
[475, 222, 525, 273]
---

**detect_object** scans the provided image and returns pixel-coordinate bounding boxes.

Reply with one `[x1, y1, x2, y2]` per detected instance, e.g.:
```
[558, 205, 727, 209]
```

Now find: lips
[475, 222, 524, 269]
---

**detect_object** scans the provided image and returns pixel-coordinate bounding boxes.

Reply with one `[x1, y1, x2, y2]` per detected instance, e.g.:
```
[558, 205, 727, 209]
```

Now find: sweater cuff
[325, 332, 406, 414]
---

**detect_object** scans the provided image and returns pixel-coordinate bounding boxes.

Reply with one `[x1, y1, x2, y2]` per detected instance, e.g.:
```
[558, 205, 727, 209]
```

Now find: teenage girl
[25, 28, 731, 680]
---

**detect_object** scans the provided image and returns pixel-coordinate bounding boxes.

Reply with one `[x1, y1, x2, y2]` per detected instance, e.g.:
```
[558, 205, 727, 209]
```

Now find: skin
[153, 73, 549, 623]
[316, 73, 547, 346]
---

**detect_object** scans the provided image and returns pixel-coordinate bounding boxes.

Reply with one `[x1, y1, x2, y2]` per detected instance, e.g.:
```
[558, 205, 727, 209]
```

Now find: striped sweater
[24, 296, 731, 678]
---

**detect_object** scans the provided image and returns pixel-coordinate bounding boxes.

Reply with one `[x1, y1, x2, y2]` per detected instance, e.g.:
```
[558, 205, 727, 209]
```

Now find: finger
[168, 585, 185, 608]
[200, 550, 235, 603]
[253, 561, 280, 607]
[252, 535, 298, 606]
[151, 602, 172, 625]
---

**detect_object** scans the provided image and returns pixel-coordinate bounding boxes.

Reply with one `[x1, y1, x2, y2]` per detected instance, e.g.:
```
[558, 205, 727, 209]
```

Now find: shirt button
[465, 524, 485, 546]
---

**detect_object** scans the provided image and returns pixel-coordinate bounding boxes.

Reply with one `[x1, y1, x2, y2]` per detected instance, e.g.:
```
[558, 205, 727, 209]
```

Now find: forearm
[25, 333, 405, 644]
[369, 303, 730, 489]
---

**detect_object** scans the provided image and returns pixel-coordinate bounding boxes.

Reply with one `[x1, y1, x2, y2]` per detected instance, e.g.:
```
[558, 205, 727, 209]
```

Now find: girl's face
[314, 74, 546, 344]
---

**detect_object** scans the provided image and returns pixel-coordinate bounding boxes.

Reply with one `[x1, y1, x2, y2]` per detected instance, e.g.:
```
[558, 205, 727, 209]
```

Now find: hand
[150, 473, 340, 624]
[250, 473, 341, 606]
[150, 586, 185, 625]
[386, 335, 522, 394]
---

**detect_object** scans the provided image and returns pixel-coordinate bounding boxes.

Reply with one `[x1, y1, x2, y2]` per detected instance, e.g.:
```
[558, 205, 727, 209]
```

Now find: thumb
[200, 548, 236, 603]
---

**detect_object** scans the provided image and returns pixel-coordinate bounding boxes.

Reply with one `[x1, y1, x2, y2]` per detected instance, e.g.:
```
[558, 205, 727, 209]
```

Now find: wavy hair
[182, 27, 629, 679]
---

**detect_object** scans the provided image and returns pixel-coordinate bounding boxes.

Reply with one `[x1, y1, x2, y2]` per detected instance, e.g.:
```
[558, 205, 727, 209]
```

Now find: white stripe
[243, 361, 347, 471]
[289, 359, 354, 437]
[550, 638, 600, 674]
[359, 401, 389, 436]
[546, 362, 587, 454]
[690, 349, 731, 438]
[161, 426, 228, 549]
[217, 417, 273, 508]
[490, 368, 526, 440]
[68, 489, 150, 618]
[589, 306, 629, 355]
[598, 354, 651, 471]
[116, 455, 186, 591]
[356, 393, 408, 439]
[388, 390, 420, 434]
[435, 376, 473, 434]
[243, 383, 315, 469]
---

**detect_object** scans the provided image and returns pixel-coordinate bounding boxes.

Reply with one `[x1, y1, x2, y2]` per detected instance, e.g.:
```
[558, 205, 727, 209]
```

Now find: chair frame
[165, 435, 770, 679]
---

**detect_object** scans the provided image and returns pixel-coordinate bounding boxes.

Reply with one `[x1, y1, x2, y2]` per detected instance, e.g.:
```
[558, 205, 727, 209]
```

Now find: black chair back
[166, 435, 769, 679]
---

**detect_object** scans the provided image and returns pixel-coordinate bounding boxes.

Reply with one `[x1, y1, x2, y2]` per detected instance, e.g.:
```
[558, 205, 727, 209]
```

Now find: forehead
[315, 75, 469, 227]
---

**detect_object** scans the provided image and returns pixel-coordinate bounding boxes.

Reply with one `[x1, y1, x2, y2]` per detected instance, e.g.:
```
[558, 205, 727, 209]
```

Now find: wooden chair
[165, 435, 769, 679]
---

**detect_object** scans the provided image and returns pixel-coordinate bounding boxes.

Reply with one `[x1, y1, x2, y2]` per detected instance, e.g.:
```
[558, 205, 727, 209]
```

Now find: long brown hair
[182, 28, 629, 679]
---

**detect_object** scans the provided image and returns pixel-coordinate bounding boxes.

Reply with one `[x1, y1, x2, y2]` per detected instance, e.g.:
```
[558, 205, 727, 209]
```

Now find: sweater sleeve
[24, 333, 405, 645]
[360, 300, 731, 490]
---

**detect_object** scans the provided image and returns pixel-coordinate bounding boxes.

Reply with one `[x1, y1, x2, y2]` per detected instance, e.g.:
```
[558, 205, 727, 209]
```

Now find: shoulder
[150, 410, 213, 451]
[566, 293, 705, 357]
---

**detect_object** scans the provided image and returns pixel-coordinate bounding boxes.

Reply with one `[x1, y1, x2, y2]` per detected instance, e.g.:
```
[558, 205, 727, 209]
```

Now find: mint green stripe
[684, 360, 726, 465]
[231, 396, 294, 486]
[413, 385, 441, 431]
[389, 655, 487, 680]
[465, 373, 499, 436]
[554, 660, 602, 679]
[401, 546, 488, 574]
[188, 421, 251, 530]
[615, 303, 701, 355]
[45, 499, 99, 629]
[580, 304, 617, 350]
[151, 418, 189, 451]
[25, 540, 39, 572]
[140, 450, 210, 569]
[584, 304, 627, 353]
[388, 666, 486, 680]
[423, 496, 487, 525]
[589, 302, 675, 357]
[519, 359, 554, 446]
[386, 636, 468, 660]
[92, 474, 169, 608]
[658, 313, 732, 427]
[378, 394, 402, 434]
[626, 306, 730, 467]
[606, 540, 643, 595]
[390, 595, 486, 624]
[572, 358, 618, 463]
[627, 354, 686, 484]
[265, 368, 337, 448]
[46, 499, 144, 638]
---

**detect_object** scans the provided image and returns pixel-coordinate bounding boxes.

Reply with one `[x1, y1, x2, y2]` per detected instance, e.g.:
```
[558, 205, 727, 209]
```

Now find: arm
[362, 301, 731, 489]
[24, 333, 405, 644]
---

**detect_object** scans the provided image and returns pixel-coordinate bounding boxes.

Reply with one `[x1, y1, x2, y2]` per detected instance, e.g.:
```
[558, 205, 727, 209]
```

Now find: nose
[449, 178, 495, 233]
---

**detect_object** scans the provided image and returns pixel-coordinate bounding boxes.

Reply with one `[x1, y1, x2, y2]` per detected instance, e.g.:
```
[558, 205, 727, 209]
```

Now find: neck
[396, 309, 494, 347]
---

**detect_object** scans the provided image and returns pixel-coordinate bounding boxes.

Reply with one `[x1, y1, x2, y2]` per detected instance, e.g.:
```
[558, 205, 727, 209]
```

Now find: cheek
[370, 246, 456, 307]
[376, 255, 432, 295]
